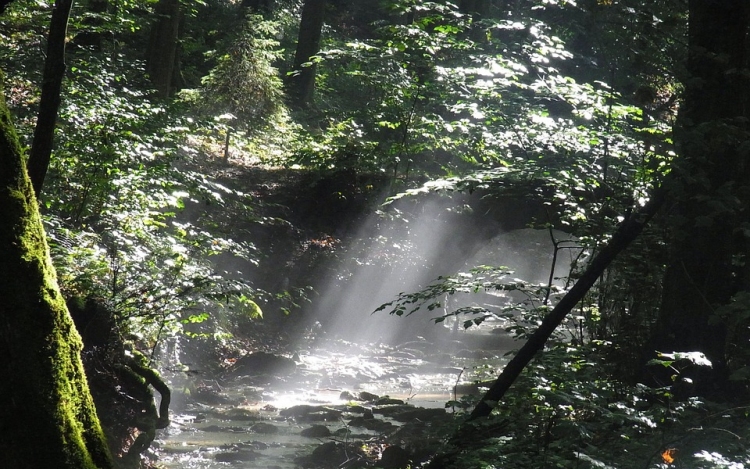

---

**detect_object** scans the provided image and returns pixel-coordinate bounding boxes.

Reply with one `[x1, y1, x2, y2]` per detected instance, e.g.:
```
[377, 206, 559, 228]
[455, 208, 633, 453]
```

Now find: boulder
[232, 352, 296, 377]
[378, 445, 411, 469]
[300, 424, 332, 438]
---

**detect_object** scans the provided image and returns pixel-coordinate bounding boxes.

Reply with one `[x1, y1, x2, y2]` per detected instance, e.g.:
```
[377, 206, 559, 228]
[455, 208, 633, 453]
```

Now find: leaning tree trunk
[467, 188, 665, 421]
[146, 0, 181, 97]
[0, 85, 113, 469]
[27, 0, 74, 197]
[288, 0, 326, 108]
[648, 0, 750, 393]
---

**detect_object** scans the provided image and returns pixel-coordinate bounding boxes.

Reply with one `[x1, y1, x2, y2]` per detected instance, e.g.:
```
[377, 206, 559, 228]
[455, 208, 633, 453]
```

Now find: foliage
[443, 341, 750, 469]
[3, 0, 750, 466]
[0, 0, 313, 359]
[189, 14, 286, 129]
[8, 44, 264, 351]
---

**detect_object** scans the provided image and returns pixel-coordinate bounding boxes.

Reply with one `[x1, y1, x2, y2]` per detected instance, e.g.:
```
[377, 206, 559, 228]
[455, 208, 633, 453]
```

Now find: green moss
[0, 83, 113, 468]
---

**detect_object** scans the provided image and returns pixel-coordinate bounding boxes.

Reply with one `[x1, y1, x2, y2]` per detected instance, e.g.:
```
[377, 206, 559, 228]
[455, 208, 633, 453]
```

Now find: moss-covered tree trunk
[0, 87, 113, 468]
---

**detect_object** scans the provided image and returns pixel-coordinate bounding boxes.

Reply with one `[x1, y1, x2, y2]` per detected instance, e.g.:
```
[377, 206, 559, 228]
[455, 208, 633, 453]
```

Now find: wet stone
[250, 422, 279, 434]
[348, 416, 394, 432]
[358, 391, 379, 401]
[390, 408, 448, 422]
[232, 351, 297, 377]
[375, 397, 405, 406]
[201, 425, 247, 433]
[280, 405, 342, 422]
[212, 407, 261, 421]
[308, 441, 349, 466]
[192, 387, 232, 405]
[378, 445, 412, 469]
[346, 404, 366, 414]
[214, 449, 260, 462]
[300, 424, 332, 438]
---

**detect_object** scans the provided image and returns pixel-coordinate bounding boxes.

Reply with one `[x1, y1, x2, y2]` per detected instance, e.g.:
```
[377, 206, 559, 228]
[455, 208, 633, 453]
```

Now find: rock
[280, 404, 342, 422]
[340, 390, 357, 401]
[358, 391, 379, 401]
[390, 407, 447, 422]
[250, 422, 279, 434]
[373, 405, 413, 417]
[192, 387, 232, 405]
[213, 407, 260, 421]
[310, 441, 347, 465]
[232, 352, 297, 377]
[346, 404, 366, 414]
[215, 450, 259, 462]
[375, 397, 404, 406]
[347, 416, 394, 432]
[378, 445, 411, 469]
[201, 425, 246, 432]
[300, 425, 331, 438]
[248, 440, 269, 450]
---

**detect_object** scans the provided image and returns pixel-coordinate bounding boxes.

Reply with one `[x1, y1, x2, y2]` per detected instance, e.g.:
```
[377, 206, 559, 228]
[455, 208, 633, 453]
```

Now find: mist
[303, 194, 579, 348]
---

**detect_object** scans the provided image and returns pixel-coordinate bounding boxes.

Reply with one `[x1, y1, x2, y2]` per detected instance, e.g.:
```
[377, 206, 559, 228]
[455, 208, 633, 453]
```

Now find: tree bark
[27, 0, 74, 197]
[146, 0, 181, 98]
[0, 85, 113, 469]
[468, 188, 666, 420]
[288, 0, 326, 108]
[648, 0, 750, 392]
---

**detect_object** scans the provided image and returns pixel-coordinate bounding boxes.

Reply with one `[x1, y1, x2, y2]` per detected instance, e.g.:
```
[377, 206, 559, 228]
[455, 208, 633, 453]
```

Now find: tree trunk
[146, 0, 181, 98]
[288, 0, 326, 108]
[27, 0, 74, 197]
[648, 0, 750, 393]
[459, 0, 491, 41]
[0, 86, 113, 469]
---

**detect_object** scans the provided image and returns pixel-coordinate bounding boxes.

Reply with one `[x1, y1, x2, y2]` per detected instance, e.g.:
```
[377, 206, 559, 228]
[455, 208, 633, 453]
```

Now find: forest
[1, 0, 750, 468]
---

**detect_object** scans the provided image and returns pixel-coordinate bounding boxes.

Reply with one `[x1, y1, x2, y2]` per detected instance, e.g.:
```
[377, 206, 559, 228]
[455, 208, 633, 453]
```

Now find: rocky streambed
[152, 334, 513, 468]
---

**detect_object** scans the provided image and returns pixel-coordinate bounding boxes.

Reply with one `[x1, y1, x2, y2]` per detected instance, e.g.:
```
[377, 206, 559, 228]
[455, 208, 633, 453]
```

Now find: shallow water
[153, 334, 512, 468]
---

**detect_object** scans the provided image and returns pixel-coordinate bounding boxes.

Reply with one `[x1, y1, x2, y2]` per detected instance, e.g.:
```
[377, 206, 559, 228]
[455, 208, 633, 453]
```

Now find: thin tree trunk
[468, 188, 666, 420]
[288, 0, 326, 108]
[0, 83, 113, 469]
[146, 0, 181, 97]
[27, 0, 74, 197]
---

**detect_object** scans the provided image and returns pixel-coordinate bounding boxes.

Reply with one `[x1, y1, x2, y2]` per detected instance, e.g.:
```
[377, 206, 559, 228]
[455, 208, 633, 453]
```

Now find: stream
[152, 331, 515, 468]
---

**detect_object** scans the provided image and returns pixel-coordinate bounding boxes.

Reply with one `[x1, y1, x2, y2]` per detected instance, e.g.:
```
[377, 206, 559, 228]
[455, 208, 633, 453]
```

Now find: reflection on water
[154, 336, 512, 468]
